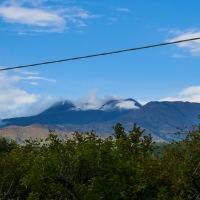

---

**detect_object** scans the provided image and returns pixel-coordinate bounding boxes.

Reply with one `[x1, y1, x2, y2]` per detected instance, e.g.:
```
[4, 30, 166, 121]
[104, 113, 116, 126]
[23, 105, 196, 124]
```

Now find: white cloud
[116, 8, 130, 12]
[137, 100, 148, 105]
[180, 86, 200, 96]
[0, 88, 38, 118]
[0, 0, 99, 33]
[0, 6, 65, 26]
[0, 71, 57, 118]
[73, 89, 103, 110]
[160, 86, 200, 103]
[72, 90, 142, 110]
[0, 6, 65, 32]
[116, 101, 138, 109]
[168, 29, 200, 56]
[72, 89, 120, 110]
[18, 94, 57, 116]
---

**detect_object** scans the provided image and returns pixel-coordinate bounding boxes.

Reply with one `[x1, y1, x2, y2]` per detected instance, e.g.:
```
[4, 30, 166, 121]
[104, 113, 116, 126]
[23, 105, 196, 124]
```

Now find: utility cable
[0, 37, 200, 72]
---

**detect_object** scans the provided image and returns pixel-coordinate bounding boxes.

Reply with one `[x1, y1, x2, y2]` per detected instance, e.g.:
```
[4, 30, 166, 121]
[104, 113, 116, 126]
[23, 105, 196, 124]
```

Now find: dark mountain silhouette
[2, 98, 141, 126]
[1, 100, 200, 141]
[109, 101, 200, 141]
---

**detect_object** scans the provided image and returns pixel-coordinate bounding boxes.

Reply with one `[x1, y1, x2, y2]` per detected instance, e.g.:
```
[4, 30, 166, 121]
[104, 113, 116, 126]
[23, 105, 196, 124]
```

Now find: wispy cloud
[167, 29, 200, 56]
[30, 82, 39, 86]
[116, 8, 130, 12]
[160, 86, 200, 103]
[0, 0, 99, 33]
[2, 0, 46, 7]
[172, 53, 184, 58]
[1, 74, 56, 83]
[20, 71, 39, 75]
[23, 76, 56, 82]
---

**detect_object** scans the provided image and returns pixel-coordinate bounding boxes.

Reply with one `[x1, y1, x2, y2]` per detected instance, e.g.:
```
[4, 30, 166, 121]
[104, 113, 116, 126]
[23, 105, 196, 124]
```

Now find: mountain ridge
[1, 99, 200, 141]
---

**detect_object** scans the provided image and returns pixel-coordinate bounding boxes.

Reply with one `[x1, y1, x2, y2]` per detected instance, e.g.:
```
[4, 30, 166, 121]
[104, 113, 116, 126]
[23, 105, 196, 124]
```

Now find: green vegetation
[1, 123, 200, 199]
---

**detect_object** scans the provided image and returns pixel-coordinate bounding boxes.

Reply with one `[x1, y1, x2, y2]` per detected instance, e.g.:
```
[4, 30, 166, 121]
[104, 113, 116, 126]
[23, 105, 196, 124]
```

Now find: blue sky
[0, 0, 200, 118]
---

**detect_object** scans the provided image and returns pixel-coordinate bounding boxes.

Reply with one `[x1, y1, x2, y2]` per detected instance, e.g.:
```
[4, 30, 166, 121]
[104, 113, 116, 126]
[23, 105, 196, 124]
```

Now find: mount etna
[1, 98, 200, 141]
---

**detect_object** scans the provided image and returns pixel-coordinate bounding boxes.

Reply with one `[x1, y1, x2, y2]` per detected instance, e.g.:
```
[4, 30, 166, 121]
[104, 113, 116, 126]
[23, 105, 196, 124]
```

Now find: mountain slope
[110, 101, 200, 140]
[2, 99, 140, 126]
[1, 100, 200, 141]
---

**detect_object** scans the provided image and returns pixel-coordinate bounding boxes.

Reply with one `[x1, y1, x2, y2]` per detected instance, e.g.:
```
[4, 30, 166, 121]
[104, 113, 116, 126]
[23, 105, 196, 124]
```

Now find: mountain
[1, 99, 200, 141]
[110, 101, 200, 141]
[2, 98, 141, 126]
[40, 100, 76, 114]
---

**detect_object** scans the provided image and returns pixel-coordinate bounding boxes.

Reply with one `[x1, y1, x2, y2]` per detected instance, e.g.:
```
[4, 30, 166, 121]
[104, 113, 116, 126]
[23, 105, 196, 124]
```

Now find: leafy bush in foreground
[1, 123, 200, 199]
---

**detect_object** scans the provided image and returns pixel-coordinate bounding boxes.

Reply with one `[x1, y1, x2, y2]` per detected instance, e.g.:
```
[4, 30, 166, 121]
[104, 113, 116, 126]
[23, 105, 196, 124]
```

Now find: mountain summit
[100, 98, 142, 111]
[39, 100, 76, 115]
[2, 98, 139, 127]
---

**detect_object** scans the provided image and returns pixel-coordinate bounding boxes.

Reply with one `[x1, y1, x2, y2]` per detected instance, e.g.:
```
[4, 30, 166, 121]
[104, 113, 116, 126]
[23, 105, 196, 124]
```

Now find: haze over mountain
[1, 98, 200, 141]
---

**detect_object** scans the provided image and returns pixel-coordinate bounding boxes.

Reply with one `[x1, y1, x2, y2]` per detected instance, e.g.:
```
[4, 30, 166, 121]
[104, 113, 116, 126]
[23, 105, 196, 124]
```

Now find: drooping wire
[1, 37, 199, 72]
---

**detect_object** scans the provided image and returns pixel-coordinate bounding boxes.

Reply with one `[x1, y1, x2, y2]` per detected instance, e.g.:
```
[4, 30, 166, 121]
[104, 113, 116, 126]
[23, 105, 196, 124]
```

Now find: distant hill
[0, 125, 71, 143]
[1, 99, 200, 141]
[110, 101, 200, 141]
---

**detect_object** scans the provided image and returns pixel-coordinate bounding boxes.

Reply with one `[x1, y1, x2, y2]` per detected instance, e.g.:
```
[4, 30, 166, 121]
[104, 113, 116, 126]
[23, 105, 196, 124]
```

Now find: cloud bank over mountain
[0, 70, 57, 118]
[1, 71, 200, 120]
[160, 86, 200, 103]
[72, 89, 120, 110]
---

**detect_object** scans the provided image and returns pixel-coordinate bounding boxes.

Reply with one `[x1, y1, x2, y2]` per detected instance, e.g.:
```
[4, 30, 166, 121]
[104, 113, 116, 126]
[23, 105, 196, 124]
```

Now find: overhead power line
[1, 37, 200, 72]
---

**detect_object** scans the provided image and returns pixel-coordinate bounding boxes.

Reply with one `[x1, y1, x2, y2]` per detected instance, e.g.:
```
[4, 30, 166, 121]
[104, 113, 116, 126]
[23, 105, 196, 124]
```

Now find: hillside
[1, 99, 200, 141]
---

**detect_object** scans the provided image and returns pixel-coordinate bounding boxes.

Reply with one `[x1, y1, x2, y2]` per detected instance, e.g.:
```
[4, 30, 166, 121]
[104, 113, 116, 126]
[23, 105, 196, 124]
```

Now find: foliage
[1, 123, 200, 199]
[0, 137, 17, 156]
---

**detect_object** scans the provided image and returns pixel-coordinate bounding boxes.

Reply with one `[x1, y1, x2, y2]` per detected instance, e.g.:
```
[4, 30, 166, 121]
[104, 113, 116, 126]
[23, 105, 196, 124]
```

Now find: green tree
[2, 123, 200, 199]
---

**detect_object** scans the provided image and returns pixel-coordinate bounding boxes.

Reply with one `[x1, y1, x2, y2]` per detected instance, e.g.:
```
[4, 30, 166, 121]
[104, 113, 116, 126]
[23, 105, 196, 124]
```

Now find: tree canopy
[1, 123, 200, 199]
